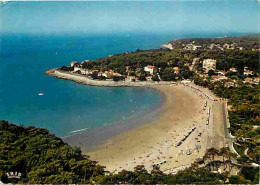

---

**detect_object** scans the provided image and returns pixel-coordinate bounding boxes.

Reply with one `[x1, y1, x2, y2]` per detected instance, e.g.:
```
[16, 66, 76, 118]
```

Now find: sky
[0, 1, 259, 35]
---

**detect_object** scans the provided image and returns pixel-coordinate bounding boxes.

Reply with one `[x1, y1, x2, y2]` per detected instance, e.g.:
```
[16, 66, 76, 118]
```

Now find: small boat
[38, 93, 44, 96]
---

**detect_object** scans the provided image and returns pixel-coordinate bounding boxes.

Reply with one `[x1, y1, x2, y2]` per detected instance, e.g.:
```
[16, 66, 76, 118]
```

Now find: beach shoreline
[86, 84, 211, 173]
[62, 86, 167, 150]
[47, 68, 224, 174]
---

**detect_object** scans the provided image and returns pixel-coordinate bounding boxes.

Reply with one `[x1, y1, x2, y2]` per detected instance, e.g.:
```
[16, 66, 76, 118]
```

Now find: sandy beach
[51, 69, 226, 174]
[87, 84, 224, 173]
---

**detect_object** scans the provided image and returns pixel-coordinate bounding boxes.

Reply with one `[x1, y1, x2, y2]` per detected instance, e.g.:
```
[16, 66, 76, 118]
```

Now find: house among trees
[74, 66, 81, 72]
[190, 58, 200, 71]
[100, 70, 123, 79]
[211, 75, 220, 80]
[127, 76, 136, 82]
[224, 81, 237, 88]
[184, 43, 202, 51]
[223, 43, 235, 50]
[244, 77, 252, 82]
[70, 61, 80, 68]
[144, 65, 155, 75]
[79, 69, 90, 75]
[243, 67, 253, 76]
[253, 77, 260, 83]
[81, 60, 90, 65]
[202, 59, 217, 73]
[173, 67, 180, 74]
[70, 61, 82, 72]
[113, 72, 123, 77]
[229, 67, 237, 72]
[216, 71, 225, 76]
[98, 71, 104, 77]
[125, 66, 131, 76]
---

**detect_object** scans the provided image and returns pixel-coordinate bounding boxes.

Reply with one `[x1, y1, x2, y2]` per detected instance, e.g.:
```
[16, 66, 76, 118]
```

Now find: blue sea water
[0, 34, 167, 137]
[0, 1, 259, 137]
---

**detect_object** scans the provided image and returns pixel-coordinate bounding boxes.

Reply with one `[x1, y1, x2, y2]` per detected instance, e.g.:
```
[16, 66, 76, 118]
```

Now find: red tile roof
[146, 65, 155, 69]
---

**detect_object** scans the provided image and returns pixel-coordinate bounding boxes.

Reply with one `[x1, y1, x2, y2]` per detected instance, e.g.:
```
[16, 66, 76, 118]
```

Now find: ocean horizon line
[2, 31, 260, 37]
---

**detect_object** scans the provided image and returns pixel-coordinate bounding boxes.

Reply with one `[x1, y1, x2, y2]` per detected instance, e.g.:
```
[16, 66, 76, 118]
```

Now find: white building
[173, 67, 180, 74]
[216, 71, 225, 76]
[244, 67, 253, 76]
[244, 71, 253, 76]
[202, 59, 217, 73]
[253, 77, 260, 83]
[184, 44, 201, 51]
[190, 58, 200, 71]
[74, 66, 82, 72]
[229, 68, 237, 72]
[144, 65, 155, 75]
[70, 61, 80, 68]
[127, 76, 136, 82]
[98, 71, 105, 77]
[80, 69, 91, 75]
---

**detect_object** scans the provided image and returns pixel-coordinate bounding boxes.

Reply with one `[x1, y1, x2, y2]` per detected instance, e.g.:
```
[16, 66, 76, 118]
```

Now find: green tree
[152, 74, 160, 82]
[208, 69, 215, 76]
[138, 74, 146, 81]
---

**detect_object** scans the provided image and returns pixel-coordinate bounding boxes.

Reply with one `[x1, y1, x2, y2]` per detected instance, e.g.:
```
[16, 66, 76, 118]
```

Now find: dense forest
[0, 121, 105, 183]
[0, 121, 258, 184]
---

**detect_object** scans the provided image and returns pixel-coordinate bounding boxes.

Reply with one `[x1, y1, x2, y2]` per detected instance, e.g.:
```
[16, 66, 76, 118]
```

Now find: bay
[0, 0, 259, 137]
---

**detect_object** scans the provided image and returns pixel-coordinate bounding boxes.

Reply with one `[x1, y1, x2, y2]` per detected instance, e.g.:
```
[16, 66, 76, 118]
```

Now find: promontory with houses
[46, 35, 260, 87]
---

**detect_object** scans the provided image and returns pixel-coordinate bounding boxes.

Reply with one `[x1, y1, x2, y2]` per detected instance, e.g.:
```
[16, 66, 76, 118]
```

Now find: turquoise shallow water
[0, 34, 166, 137]
[0, 1, 259, 137]
[0, 34, 169, 137]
